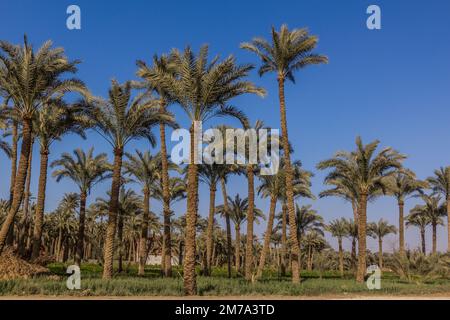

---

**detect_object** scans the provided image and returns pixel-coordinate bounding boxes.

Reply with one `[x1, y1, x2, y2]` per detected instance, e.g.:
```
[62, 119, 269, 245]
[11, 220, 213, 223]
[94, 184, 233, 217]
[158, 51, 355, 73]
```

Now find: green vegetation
[1, 263, 450, 297]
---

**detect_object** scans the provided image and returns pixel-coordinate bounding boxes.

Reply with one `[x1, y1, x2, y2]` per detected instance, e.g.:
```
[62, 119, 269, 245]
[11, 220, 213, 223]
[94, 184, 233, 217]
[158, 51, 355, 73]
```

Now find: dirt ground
[1, 294, 450, 300]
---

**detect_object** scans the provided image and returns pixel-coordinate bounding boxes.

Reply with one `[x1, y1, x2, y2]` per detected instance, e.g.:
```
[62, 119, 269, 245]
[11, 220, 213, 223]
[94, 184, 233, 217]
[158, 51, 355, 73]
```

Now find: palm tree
[123, 150, 162, 275]
[0, 114, 11, 158]
[427, 167, 450, 252]
[136, 54, 177, 276]
[95, 188, 143, 273]
[0, 106, 19, 204]
[51, 193, 79, 262]
[406, 210, 431, 254]
[384, 169, 426, 256]
[319, 177, 359, 224]
[367, 219, 397, 269]
[217, 194, 263, 273]
[317, 136, 404, 282]
[83, 80, 173, 279]
[0, 37, 89, 254]
[294, 204, 324, 270]
[214, 124, 241, 278]
[413, 194, 446, 254]
[155, 45, 265, 294]
[327, 218, 348, 277]
[241, 25, 328, 283]
[256, 160, 313, 278]
[30, 101, 88, 260]
[198, 164, 221, 275]
[50, 148, 110, 264]
[343, 218, 358, 269]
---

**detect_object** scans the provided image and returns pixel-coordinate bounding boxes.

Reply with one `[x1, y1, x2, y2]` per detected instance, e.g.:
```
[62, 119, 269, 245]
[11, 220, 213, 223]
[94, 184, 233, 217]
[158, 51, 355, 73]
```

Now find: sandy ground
[1, 294, 450, 300]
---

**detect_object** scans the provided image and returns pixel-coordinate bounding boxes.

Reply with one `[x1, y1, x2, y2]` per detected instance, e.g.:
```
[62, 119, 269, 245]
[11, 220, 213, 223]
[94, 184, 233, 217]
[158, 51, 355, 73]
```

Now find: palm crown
[240, 24, 328, 82]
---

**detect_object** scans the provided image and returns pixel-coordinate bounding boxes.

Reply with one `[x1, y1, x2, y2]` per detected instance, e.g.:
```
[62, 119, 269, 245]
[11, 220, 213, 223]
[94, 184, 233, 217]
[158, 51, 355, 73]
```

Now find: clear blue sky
[1, 0, 450, 252]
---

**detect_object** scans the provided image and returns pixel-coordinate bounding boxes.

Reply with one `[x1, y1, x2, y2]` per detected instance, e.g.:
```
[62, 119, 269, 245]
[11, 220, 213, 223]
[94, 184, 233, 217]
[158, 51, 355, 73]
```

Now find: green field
[1, 263, 450, 297]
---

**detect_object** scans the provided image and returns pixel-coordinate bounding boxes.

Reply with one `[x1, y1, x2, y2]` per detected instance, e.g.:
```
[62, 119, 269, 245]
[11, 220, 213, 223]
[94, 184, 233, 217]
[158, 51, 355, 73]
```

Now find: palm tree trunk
[432, 222, 437, 254]
[102, 147, 123, 279]
[220, 177, 232, 278]
[75, 191, 87, 265]
[378, 237, 383, 269]
[235, 224, 241, 272]
[159, 109, 172, 277]
[138, 188, 150, 276]
[117, 214, 124, 273]
[9, 120, 18, 204]
[356, 193, 368, 282]
[398, 200, 405, 256]
[18, 140, 34, 254]
[0, 117, 33, 255]
[206, 184, 216, 275]
[184, 126, 199, 295]
[257, 194, 277, 278]
[31, 147, 49, 260]
[277, 75, 300, 284]
[420, 227, 426, 254]
[351, 237, 357, 270]
[245, 165, 255, 280]
[281, 202, 287, 276]
[338, 238, 344, 277]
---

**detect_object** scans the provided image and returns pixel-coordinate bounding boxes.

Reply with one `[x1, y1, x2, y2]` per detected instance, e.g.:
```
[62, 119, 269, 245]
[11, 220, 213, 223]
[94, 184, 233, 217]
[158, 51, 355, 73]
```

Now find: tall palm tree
[50, 148, 110, 264]
[367, 219, 397, 269]
[30, 101, 88, 260]
[384, 169, 426, 256]
[327, 218, 348, 277]
[123, 150, 162, 275]
[136, 54, 177, 276]
[154, 45, 265, 294]
[241, 25, 328, 283]
[406, 210, 431, 254]
[198, 164, 221, 275]
[427, 167, 450, 252]
[413, 194, 446, 254]
[0, 37, 89, 254]
[317, 137, 404, 282]
[83, 80, 173, 279]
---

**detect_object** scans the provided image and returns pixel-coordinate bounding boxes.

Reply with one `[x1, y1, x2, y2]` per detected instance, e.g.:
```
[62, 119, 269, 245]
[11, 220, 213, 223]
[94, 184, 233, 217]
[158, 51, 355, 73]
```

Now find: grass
[1, 262, 450, 297]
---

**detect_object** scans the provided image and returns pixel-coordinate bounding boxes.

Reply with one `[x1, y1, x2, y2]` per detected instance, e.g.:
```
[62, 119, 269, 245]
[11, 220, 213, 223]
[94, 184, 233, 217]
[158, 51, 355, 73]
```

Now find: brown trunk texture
[277, 76, 300, 283]
[220, 177, 232, 278]
[0, 117, 33, 255]
[356, 193, 368, 282]
[102, 148, 123, 279]
[31, 148, 49, 260]
[205, 185, 216, 275]
[257, 194, 277, 278]
[138, 189, 150, 275]
[184, 127, 199, 295]
[245, 165, 255, 280]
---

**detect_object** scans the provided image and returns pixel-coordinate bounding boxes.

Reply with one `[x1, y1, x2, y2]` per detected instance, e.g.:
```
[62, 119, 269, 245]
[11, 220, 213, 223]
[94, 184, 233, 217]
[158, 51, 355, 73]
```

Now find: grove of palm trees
[1, 7, 450, 299]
